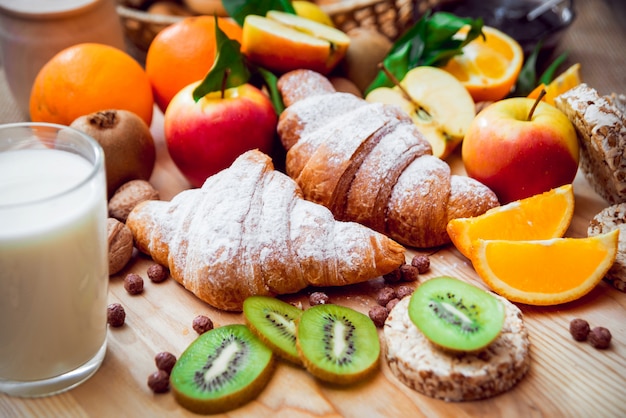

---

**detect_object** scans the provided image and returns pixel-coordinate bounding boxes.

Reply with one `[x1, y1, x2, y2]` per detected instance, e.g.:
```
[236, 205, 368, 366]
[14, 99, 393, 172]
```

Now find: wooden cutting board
[2, 110, 625, 418]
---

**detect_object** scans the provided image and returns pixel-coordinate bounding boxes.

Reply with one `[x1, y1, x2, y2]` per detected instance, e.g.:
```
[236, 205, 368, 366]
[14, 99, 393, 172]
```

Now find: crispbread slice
[383, 294, 530, 402]
[588, 203, 626, 292]
[554, 84, 626, 204]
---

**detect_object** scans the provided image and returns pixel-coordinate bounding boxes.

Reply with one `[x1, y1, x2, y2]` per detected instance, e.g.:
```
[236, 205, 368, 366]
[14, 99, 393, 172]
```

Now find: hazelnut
[192, 315, 214, 335]
[569, 318, 590, 341]
[124, 273, 144, 295]
[147, 263, 169, 283]
[411, 254, 430, 274]
[399, 264, 419, 282]
[309, 291, 330, 306]
[376, 286, 396, 306]
[368, 305, 389, 328]
[588, 327, 612, 349]
[108, 179, 159, 223]
[147, 370, 170, 393]
[107, 218, 134, 275]
[107, 303, 126, 327]
[155, 352, 177, 375]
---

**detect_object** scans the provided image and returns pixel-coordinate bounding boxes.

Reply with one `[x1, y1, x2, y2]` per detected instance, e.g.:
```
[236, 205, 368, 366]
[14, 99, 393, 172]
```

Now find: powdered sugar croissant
[127, 150, 406, 311]
[277, 69, 500, 248]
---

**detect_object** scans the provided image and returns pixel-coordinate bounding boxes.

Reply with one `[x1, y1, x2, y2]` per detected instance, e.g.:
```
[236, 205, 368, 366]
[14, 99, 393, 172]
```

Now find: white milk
[0, 148, 108, 381]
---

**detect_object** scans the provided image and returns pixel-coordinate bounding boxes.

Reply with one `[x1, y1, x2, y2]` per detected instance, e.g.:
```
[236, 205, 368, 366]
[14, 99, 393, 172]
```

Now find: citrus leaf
[539, 51, 569, 85]
[224, 0, 296, 26]
[193, 16, 251, 101]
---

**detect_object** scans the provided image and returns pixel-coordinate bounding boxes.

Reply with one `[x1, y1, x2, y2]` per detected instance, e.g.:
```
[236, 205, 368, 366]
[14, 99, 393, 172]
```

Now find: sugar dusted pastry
[276, 69, 500, 248]
[126, 150, 406, 311]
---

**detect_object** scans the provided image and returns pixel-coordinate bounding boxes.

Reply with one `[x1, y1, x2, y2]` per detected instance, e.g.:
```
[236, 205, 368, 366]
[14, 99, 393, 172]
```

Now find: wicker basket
[117, 0, 442, 54]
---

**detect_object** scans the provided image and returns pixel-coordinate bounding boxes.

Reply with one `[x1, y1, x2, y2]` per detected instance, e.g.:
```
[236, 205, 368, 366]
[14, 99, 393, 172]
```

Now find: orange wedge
[471, 230, 619, 305]
[447, 184, 575, 259]
[441, 25, 524, 102]
[528, 63, 582, 106]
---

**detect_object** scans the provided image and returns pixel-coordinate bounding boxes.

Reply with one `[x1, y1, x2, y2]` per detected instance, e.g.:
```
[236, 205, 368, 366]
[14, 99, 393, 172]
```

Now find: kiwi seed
[296, 304, 380, 385]
[243, 295, 303, 365]
[169, 324, 274, 414]
[408, 276, 505, 352]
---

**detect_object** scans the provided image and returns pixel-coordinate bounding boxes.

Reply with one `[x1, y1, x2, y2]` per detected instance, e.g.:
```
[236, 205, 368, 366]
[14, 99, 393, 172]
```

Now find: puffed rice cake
[383, 294, 530, 402]
[588, 203, 626, 292]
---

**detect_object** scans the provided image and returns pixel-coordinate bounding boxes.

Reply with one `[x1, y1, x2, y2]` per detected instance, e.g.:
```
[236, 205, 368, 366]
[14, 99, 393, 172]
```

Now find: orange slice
[447, 184, 575, 259]
[471, 230, 620, 305]
[528, 63, 582, 106]
[441, 25, 524, 102]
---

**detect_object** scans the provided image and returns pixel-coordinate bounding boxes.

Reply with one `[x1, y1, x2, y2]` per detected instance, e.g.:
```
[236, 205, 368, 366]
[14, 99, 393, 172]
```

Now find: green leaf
[539, 51, 569, 85]
[193, 16, 251, 101]
[223, 0, 296, 26]
[365, 11, 484, 95]
[253, 66, 285, 114]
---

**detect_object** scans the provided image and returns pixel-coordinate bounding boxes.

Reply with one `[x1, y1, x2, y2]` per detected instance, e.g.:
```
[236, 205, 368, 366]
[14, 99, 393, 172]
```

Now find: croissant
[276, 69, 500, 248]
[126, 150, 406, 311]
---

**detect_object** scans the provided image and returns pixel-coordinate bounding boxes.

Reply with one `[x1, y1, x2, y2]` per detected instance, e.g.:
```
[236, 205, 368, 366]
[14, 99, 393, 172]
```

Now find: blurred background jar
[0, 0, 126, 118]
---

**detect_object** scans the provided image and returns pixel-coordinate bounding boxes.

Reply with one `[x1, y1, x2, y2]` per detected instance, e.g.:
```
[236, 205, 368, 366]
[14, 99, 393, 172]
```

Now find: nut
[396, 285, 414, 299]
[376, 286, 396, 306]
[368, 305, 389, 328]
[108, 179, 159, 223]
[399, 264, 419, 282]
[386, 298, 400, 312]
[107, 218, 134, 275]
[411, 254, 430, 274]
[383, 266, 403, 283]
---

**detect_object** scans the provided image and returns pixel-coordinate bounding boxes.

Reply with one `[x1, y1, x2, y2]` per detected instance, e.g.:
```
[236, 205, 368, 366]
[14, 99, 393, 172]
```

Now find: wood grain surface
[1, 1, 626, 417]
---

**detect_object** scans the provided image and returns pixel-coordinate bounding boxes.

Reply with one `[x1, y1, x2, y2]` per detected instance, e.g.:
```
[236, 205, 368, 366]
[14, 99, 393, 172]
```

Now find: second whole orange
[145, 16, 243, 113]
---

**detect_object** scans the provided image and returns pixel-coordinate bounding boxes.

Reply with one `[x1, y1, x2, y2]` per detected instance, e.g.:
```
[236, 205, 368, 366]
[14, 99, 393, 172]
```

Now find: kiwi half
[408, 276, 505, 352]
[169, 324, 274, 414]
[296, 304, 380, 385]
[243, 296, 303, 365]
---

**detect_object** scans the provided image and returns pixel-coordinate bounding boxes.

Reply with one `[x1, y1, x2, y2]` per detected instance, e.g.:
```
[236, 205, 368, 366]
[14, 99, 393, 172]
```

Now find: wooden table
[1, 1, 626, 417]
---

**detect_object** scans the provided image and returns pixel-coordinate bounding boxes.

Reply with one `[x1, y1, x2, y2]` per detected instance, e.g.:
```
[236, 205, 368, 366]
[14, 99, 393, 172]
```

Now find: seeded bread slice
[588, 203, 626, 292]
[383, 293, 530, 402]
[554, 84, 626, 204]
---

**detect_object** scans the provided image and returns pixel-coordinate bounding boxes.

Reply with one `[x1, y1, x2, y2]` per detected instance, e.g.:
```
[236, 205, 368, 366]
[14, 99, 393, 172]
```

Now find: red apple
[164, 81, 278, 188]
[462, 97, 579, 203]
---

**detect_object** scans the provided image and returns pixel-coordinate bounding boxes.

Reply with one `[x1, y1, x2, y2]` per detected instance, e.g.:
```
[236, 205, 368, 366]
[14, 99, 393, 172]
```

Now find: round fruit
[527, 63, 582, 106]
[408, 276, 505, 352]
[471, 230, 620, 306]
[30, 43, 153, 126]
[342, 27, 392, 93]
[70, 110, 156, 197]
[441, 25, 524, 102]
[145, 16, 243, 113]
[243, 296, 303, 365]
[296, 304, 380, 385]
[170, 324, 275, 415]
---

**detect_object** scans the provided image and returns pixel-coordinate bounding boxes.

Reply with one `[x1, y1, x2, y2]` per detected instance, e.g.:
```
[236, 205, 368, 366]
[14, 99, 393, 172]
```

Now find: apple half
[241, 11, 350, 75]
[365, 66, 475, 159]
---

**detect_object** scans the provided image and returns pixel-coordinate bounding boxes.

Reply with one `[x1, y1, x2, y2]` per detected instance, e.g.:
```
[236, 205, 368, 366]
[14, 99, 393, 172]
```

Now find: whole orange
[145, 16, 243, 113]
[29, 43, 153, 126]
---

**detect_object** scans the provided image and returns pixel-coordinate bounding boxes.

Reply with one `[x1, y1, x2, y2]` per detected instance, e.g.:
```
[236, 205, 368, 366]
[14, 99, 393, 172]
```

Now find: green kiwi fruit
[243, 296, 303, 365]
[296, 304, 380, 385]
[169, 324, 275, 414]
[408, 276, 505, 352]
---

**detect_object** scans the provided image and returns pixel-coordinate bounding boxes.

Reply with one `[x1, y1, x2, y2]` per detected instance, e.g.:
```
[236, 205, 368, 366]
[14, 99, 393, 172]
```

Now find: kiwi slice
[408, 276, 505, 352]
[296, 304, 380, 385]
[169, 324, 275, 414]
[243, 296, 303, 365]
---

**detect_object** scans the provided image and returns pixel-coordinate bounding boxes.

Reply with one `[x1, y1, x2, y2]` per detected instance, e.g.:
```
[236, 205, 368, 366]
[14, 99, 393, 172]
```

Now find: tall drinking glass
[0, 123, 109, 397]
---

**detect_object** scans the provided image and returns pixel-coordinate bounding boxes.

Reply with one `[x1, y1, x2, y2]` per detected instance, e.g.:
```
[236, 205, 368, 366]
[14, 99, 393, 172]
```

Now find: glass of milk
[0, 122, 109, 397]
